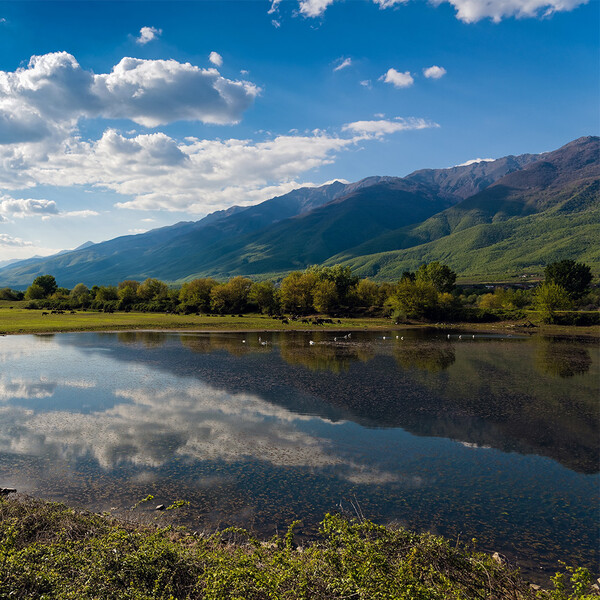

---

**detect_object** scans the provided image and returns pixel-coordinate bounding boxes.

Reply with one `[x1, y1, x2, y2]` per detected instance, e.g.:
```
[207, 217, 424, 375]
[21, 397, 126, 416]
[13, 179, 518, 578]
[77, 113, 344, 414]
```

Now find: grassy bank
[0, 495, 596, 599]
[0, 303, 598, 337]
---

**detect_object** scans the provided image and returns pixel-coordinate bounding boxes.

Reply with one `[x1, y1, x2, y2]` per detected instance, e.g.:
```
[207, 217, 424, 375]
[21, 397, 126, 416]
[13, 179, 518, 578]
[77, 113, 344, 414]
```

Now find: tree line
[1, 259, 596, 324]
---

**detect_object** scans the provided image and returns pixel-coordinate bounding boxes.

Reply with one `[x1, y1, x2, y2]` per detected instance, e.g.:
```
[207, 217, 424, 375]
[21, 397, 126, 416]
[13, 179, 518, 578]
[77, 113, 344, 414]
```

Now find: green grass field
[0, 303, 394, 335]
[1, 302, 597, 336]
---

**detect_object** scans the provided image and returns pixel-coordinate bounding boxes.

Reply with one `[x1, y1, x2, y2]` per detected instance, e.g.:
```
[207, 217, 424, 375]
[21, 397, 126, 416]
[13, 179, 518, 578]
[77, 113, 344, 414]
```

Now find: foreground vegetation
[0, 495, 596, 600]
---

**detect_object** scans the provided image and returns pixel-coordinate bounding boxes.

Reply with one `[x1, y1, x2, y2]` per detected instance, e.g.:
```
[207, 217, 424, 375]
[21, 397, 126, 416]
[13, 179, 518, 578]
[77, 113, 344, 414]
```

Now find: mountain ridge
[0, 136, 597, 288]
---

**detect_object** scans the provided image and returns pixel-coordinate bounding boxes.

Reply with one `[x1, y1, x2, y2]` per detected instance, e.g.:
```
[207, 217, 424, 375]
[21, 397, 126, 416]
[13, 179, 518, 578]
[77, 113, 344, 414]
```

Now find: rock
[0, 488, 16, 496]
[155, 504, 165, 511]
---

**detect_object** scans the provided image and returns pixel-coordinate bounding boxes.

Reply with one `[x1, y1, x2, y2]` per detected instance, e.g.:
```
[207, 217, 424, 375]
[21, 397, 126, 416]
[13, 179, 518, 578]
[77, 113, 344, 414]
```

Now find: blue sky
[0, 0, 598, 260]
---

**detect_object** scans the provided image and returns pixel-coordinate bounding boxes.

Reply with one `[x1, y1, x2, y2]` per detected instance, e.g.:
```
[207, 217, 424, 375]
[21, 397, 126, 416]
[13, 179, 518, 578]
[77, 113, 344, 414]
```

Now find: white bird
[242, 340, 246, 343]
[472, 334, 475, 339]
[309, 340, 315, 345]
[396, 336, 399, 339]
[458, 335, 462, 340]
[447, 334, 451, 339]
[400, 336, 404, 340]
[383, 336, 387, 340]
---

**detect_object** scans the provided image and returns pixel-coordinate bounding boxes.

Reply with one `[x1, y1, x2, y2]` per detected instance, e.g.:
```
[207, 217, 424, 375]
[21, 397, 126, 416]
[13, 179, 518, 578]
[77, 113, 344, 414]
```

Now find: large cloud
[288, 0, 587, 20]
[0, 51, 260, 144]
[0, 119, 437, 213]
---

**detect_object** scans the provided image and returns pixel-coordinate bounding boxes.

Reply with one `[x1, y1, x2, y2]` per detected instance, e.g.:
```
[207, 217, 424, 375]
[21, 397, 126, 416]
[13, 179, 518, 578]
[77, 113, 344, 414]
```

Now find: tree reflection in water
[534, 336, 592, 378]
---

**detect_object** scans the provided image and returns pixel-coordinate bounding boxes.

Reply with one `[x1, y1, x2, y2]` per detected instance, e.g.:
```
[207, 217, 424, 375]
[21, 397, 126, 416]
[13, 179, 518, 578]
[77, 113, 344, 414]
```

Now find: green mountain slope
[326, 136, 599, 278]
[329, 180, 600, 279]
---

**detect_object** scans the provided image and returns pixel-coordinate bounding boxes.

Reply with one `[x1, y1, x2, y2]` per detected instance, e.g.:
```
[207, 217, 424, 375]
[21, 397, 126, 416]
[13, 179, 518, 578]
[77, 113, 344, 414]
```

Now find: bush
[3, 496, 591, 600]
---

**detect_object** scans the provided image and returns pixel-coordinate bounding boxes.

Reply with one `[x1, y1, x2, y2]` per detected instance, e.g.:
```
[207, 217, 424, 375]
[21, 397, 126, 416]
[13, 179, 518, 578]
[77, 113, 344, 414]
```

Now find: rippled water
[0, 329, 597, 579]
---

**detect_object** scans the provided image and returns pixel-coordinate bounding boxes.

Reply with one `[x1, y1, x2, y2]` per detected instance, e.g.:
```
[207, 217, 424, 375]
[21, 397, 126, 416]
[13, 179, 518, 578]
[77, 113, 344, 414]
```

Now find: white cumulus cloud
[209, 51, 223, 67]
[299, 0, 336, 17]
[430, 0, 588, 22]
[0, 196, 58, 218]
[423, 65, 447, 79]
[382, 68, 414, 88]
[0, 52, 260, 145]
[136, 26, 162, 45]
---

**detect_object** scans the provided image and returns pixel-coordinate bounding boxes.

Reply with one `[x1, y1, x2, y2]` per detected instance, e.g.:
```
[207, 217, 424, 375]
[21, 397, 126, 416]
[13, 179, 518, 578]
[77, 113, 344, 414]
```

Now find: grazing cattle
[281, 319, 289, 324]
[41, 312, 49, 316]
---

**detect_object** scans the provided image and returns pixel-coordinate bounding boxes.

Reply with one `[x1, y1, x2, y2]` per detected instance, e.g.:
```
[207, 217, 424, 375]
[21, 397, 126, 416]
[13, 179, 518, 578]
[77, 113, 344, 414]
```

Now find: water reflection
[393, 341, 455, 372]
[0, 331, 597, 580]
[534, 337, 593, 378]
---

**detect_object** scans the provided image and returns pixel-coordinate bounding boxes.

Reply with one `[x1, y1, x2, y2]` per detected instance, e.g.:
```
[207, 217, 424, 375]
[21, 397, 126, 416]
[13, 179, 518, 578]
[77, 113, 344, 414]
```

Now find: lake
[0, 329, 597, 580]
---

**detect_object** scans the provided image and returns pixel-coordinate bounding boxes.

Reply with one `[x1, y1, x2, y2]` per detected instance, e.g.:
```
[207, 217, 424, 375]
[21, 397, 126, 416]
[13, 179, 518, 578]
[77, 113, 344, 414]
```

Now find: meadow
[0, 302, 394, 335]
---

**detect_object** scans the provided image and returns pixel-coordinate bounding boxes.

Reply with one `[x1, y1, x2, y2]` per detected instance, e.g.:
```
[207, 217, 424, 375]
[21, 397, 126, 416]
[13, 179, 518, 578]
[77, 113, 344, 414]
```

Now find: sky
[0, 0, 598, 261]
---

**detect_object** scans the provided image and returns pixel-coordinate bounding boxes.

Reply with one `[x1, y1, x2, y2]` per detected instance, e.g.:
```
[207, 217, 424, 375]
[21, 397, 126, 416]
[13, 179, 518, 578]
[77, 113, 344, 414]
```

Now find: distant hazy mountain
[0, 137, 596, 288]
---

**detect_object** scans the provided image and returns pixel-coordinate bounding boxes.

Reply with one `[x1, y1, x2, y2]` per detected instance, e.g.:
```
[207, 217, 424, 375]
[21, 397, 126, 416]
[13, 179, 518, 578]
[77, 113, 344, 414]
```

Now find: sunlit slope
[327, 137, 599, 278]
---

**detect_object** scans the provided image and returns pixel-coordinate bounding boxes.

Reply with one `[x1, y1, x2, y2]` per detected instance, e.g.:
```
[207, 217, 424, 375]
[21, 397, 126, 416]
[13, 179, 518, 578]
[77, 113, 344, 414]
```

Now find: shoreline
[1, 311, 598, 338]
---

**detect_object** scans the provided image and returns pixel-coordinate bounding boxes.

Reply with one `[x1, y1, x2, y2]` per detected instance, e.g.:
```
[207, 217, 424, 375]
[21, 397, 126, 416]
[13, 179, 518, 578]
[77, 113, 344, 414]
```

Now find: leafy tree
[24, 283, 45, 300]
[387, 279, 439, 320]
[313, 279, 338, 314]
[210, 276, 252, 314]
[95, 286, 119, 302]
[533, 282, 573, 323]
[279, 271, 317, 313]
[70, 283, 91, 306]
[52, 287, 71, 300]
[249, 280, 279, 314]
[32, 275, 58, 298]
[355, 279, 379, 308]
[179, 278, 218, 312]
[479, 287, 531, 310]
[118, 280, 140, 292]
[415, 262, 456, 293]
[0, 288, 22, 301]
[117, 285, 138, 307]
[545, 260, 592, 299]
[137, 278, 168, 301]
[306, 265, 358, 304]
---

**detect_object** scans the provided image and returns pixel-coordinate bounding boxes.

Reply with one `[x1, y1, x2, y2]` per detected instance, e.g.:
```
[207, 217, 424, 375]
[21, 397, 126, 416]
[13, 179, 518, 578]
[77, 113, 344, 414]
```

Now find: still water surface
[0, 329, 597, 578]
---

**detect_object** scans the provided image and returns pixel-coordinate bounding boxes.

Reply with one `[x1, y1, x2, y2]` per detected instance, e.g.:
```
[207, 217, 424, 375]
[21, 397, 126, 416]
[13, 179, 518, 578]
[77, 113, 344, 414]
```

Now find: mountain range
[0, 136, 597, 289]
